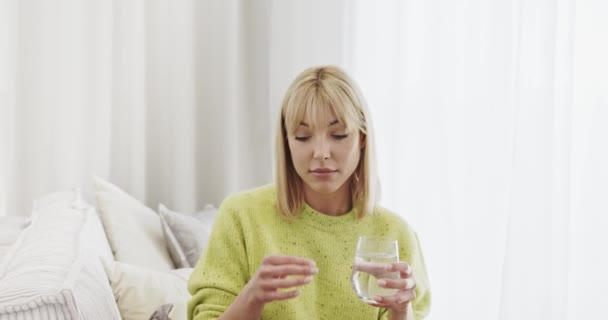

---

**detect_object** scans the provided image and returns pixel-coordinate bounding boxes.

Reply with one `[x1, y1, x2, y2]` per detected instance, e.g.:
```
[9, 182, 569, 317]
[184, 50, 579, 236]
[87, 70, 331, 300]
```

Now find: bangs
[283, 79, 365, 134]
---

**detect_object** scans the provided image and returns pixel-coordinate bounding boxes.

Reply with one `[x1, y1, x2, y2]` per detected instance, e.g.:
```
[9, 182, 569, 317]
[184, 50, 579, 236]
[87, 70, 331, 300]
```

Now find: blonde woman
[188, 66, 431, 320]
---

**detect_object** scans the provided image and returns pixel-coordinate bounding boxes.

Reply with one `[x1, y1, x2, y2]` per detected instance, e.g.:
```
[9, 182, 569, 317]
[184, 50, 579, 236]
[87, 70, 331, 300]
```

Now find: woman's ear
[359, 133, 366, 149]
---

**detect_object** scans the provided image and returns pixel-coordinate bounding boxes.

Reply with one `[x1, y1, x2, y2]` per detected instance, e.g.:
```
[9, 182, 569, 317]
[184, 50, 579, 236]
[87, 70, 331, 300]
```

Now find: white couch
[0, 177, 217, 320]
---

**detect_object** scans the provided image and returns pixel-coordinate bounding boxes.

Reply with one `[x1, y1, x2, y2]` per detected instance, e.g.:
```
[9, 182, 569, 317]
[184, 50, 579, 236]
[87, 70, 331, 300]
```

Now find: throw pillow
[160, 213, 189, 269]
[148, 304, 173, 320]
[158, 204, 218, 267]
[93, 176, 174, 270]
[104, 260, 192, 320]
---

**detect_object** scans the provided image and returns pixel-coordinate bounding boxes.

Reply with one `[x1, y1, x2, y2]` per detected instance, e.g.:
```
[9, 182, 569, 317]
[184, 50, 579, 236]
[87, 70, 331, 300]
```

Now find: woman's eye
[295, 136, 310, 141]
[333, 134, 348, 140]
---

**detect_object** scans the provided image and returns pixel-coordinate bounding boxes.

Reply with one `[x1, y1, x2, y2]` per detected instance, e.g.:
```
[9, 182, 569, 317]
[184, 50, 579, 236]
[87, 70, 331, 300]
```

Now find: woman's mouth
[310, 168, 337, 177]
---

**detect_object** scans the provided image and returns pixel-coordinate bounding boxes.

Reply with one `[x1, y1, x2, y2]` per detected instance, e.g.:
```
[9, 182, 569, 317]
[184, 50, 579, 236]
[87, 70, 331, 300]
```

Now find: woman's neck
[303, 184, 352, 216]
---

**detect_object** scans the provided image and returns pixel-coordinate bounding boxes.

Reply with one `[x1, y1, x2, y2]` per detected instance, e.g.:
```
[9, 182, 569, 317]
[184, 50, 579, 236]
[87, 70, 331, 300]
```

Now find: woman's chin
[306, 181, 347, 196]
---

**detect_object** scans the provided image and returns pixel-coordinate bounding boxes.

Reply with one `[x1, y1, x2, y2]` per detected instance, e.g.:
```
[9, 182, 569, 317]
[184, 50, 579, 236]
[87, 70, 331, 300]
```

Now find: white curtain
[350, 0, 607, 319]
[1, 0, 607, 319]
[0, 0, 280, 215]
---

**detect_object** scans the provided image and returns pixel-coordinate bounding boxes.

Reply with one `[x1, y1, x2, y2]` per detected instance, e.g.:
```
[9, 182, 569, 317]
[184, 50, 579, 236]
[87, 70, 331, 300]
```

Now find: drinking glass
[351, 236, 400, 303]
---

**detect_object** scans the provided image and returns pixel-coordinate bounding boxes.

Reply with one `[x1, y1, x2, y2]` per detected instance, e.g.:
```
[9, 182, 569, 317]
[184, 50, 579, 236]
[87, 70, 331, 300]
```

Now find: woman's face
[287, 107, 364, 199]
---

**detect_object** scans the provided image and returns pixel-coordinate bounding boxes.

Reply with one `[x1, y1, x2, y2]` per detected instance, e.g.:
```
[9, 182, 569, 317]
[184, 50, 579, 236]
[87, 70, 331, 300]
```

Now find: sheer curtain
[1, 0, 607, 319]
[350, 0, 607, 319]
[0, 0, 279, 216]
[0, 0, 358, 215]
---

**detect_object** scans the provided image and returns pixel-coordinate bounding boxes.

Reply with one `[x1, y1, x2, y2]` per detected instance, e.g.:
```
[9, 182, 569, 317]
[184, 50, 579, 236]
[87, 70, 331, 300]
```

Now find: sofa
[0, 177, 218, 320]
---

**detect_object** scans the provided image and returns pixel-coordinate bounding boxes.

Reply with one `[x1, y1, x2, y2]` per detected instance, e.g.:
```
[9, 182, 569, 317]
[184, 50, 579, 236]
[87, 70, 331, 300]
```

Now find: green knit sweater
[187, 184, 431, 320]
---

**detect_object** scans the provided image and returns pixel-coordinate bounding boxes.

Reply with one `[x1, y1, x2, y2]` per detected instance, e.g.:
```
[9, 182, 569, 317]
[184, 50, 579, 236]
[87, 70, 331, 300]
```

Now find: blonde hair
[274, 65, 380, 219]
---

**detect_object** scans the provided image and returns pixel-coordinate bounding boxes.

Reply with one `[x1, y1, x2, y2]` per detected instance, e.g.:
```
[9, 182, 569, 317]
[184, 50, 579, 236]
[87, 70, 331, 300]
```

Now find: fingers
[263, 254, 316, 267]
[370, 262, 416, 311]
[251, 255, 317, 304]
[377, 277, 415, 290]
[259, 275, 314, 290]
[353, 261, 394, 278]
[255, 288, 302, 303]
[389, 261, 413, 278]
[375, 262, 415, 297]
[373, 289, 416, 306]
[271, 289, 302, 301]
[353, 261, 412, 276]
[259, 264, 318, 278]
[353, 261, 392, 272]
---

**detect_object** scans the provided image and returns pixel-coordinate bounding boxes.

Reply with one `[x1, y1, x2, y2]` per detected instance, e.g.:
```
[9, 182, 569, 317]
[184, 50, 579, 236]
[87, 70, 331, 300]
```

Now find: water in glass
[351, 236, 399, 303]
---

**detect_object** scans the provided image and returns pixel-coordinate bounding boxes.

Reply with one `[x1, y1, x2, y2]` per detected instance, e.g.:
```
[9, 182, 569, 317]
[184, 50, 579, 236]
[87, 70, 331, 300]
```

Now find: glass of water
[351, 236, 400, 304]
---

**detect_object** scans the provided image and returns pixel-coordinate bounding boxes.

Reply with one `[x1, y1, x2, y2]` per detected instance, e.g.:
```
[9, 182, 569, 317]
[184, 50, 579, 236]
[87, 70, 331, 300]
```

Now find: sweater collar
[298, 202, 359, 230]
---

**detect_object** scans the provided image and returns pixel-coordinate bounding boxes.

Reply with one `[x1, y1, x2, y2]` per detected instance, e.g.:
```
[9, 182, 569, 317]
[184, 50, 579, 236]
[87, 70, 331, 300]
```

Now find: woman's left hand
[369, 261, 416, 313]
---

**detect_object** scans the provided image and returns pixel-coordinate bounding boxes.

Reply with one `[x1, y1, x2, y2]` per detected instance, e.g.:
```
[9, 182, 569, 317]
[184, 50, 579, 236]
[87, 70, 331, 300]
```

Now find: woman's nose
[313, 137, 330, 160]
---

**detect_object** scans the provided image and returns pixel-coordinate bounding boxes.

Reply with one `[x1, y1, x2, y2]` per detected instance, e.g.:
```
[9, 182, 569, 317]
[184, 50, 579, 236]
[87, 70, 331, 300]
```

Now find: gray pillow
[158, 204, 218, 268]
[160, 215, 189, 269]
[148, 304, 173, 320]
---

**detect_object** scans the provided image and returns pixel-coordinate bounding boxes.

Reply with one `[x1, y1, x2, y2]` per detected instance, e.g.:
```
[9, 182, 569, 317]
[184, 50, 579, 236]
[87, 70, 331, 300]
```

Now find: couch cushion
[0, 191, 121, 320]
[158, 204, 218, 267]
[0, 216, 30, 261]
[104, 260, 192, 320]
[93, 176, 174, 270]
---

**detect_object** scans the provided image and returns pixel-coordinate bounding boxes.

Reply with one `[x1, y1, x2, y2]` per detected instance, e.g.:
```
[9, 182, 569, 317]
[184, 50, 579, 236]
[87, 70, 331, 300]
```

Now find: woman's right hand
[244, 254, 318, 306]
[217, 255, 317, 320]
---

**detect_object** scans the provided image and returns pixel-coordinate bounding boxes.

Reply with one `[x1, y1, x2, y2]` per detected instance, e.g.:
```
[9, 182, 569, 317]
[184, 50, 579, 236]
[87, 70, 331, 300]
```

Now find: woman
[188, 66, 431, 320]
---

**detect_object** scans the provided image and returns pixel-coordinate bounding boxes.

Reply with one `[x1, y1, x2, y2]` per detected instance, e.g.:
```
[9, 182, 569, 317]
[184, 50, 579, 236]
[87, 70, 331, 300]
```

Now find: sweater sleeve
[187, 197, 250, 320]
[406, 232, 432, 319]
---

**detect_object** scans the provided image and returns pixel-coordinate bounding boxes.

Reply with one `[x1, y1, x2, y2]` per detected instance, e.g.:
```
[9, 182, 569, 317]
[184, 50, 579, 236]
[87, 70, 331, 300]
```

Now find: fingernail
[377, 280, 387, 287]
[406, 278, 415, 289]
[374, 296, 383, 302]
[406, 264, 413, 275]
[311, 267, 319, 274]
